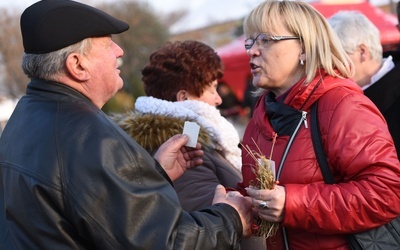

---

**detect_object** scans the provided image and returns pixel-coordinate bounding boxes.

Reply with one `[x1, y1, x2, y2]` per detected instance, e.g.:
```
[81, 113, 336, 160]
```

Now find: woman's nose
[215, 93, 223, 106]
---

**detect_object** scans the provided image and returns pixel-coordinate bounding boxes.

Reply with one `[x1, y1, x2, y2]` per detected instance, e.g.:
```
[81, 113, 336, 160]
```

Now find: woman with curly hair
[112, 40, 242, 211]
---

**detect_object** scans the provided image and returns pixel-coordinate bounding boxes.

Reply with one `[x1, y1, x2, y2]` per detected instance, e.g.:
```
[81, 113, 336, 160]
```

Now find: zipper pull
[302, 111, 308, 128]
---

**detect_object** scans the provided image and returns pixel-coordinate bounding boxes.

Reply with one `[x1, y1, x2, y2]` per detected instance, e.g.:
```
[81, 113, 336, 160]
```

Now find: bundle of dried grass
[242, 135, 279, 239]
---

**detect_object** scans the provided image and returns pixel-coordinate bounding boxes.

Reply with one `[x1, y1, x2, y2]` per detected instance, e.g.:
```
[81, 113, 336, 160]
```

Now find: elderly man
[0, 0, 252, 249]
[329, 11, 400, 158]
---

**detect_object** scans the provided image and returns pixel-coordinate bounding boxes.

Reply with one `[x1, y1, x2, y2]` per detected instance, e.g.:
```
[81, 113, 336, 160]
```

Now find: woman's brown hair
[141, 40, 224, 101]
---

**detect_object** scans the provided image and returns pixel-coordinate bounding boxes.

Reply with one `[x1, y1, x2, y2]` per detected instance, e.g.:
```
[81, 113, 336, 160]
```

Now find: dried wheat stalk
[242, 134, 279, 238]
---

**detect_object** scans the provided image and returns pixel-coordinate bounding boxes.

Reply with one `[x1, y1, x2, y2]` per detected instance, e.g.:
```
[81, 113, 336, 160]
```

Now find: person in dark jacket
[329, 11, 400, 158]
[0, 1, 253, 249]
[112, 40, 243, 212]
[397, 1, 400, 50]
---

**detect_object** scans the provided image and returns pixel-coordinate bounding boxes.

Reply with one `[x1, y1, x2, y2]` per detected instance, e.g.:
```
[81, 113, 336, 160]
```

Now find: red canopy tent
[216, 35, 248, 102]
[217, 2, 400, 102]
[313, 2, 400, 49]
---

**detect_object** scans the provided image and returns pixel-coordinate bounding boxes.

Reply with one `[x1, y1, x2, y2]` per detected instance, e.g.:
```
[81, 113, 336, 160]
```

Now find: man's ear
[65, 53, 90, 81]
[176, 90, 187, 101]
[358, 44, 369, 62]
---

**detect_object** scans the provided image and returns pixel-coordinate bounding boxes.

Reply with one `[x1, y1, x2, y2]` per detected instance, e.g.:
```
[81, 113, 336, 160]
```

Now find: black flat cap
[21, 0, 130, 54]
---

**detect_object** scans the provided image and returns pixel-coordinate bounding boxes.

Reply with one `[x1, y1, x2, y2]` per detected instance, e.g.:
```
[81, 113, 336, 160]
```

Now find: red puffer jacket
[238, 71, 400, 250]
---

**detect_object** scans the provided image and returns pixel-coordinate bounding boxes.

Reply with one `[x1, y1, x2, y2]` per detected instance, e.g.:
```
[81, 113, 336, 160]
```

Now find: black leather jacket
[370, 50, 400, 157]
[0, 79, 243, 249]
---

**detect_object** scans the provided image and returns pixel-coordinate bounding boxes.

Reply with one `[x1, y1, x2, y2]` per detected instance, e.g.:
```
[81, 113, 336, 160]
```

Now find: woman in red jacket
[238, 1, 400, 249]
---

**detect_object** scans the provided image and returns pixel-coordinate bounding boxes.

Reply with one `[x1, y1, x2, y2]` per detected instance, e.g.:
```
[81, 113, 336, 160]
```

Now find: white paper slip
[182, 121, 200, 148]
[257, 158, 276, 181]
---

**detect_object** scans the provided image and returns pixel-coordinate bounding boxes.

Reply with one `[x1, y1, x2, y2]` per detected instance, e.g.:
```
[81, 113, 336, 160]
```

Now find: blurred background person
[242, 74, 259, 119]
[217, 80, 243, 119]
[397, 1, 400, 50]
[112, 40, 243, 211]
[329, 11, 400, 158]
[238, 1, 400, 249]
[217, 80, 249, 140]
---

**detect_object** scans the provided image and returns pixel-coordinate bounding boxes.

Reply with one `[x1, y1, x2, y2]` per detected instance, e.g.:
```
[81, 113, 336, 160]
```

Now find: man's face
[84, 36, 124, 105]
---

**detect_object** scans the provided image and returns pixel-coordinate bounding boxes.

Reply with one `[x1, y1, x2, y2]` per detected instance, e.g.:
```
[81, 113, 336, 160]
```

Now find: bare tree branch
[0, 8, 28, 98]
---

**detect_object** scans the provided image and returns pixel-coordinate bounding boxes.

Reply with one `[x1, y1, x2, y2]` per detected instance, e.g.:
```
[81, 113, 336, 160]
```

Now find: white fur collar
[135, 96, 242, 170]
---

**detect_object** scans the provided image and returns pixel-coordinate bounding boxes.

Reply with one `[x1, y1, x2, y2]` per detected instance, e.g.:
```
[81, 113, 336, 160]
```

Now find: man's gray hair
[328, 11, 382, 63]
[21, 38, 92, 81]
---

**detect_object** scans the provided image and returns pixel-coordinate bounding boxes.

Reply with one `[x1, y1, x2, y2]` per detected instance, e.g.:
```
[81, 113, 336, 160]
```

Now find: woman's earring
[300, 59, 304, 65]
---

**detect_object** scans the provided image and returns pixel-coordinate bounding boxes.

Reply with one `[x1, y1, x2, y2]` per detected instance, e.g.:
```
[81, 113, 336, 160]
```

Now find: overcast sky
[1, 0, 397, 10]
[1, 0, 398, 8]
[0, 0, 398, 33]
[0, 0, 269, 33]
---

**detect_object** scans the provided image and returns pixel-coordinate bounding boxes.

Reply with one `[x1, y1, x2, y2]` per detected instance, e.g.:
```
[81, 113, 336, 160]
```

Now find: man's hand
[154, 134, 204, 181]
[213, 185, 253, 237]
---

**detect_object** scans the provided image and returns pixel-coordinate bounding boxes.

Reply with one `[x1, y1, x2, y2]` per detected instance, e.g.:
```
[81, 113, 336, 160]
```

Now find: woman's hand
[245, 185, 286, 222]
[154, 134, 204, 181]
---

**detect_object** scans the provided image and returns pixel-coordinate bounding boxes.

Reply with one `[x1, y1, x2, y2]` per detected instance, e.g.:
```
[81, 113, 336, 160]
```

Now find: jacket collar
[284, 69, 360, 111]
[251, 69, 361, 138]
[363, 60, 400, 113]
[26, 78, 93, 105]
[134, 96, 242, 170]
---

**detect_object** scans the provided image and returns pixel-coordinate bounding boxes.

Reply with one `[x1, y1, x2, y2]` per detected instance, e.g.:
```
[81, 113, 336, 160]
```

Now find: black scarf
[265, 92, 303, 136]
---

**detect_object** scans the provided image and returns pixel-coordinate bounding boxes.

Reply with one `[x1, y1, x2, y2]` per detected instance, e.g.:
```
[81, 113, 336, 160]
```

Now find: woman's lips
[250, 62, 260, 73]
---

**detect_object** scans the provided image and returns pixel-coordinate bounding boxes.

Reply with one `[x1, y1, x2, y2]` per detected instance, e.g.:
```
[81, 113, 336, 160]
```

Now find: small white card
[182, 121, 200, 148]
[268, 159, 276, 181]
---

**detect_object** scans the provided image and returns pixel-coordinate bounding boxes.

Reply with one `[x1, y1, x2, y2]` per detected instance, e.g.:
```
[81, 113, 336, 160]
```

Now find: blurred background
[1, 0, 399, 137]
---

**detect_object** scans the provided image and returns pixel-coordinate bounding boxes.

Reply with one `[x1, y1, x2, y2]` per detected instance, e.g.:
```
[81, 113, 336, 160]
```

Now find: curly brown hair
[141, 40, 224, 101]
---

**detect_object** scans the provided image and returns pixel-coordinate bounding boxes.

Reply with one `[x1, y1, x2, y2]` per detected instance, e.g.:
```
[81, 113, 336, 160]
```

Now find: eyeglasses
[244, 33, 300, 50]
